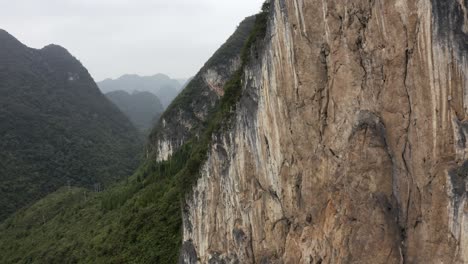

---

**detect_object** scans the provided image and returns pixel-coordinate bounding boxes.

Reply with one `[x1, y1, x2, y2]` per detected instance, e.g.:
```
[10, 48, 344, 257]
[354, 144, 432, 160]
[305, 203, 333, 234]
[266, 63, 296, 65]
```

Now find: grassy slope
[0, 4, 270, 263]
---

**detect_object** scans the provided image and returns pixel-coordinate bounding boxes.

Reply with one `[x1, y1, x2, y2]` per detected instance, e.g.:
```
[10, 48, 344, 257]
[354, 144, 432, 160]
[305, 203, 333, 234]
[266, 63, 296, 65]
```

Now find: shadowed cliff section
[431, 0, 468, 53]
[0, 29, 142, 221]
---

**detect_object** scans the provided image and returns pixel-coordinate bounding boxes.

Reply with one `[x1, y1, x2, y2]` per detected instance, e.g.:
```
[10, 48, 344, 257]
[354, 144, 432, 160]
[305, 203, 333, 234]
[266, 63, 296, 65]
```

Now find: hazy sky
[1, 0, 264, 81]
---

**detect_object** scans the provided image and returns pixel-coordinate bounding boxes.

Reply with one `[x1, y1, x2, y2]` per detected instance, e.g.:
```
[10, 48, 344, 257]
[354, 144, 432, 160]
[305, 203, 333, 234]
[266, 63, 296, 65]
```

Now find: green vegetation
[0, 4, 270, 263]
[0, 31, 142, 221]
[105, 90, 165, 133]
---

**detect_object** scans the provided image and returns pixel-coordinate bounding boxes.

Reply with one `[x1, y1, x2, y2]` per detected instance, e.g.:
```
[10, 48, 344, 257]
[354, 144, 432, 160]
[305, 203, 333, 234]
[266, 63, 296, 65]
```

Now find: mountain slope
[98, 74, 181, 108]
[0, 13, 261, 263]
[3, 0, 468, 263]
[0, 30, 142, 221]
[105, 90, 164, 132]
[149, 15, 256, 162]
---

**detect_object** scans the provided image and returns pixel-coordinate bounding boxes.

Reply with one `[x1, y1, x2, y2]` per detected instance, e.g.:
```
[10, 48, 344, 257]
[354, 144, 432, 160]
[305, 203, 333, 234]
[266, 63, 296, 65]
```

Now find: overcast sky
[1, 0, 264, 81]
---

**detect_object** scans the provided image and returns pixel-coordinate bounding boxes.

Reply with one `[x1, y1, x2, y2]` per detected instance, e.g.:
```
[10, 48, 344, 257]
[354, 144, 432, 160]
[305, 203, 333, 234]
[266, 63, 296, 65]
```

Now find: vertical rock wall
[150, 17, 255, 162]
[181, 0, 468, 263]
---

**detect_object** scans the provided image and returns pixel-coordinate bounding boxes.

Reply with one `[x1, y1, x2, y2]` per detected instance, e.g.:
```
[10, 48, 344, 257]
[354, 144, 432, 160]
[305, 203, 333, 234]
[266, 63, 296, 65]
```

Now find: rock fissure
[180, 0, 468, 263]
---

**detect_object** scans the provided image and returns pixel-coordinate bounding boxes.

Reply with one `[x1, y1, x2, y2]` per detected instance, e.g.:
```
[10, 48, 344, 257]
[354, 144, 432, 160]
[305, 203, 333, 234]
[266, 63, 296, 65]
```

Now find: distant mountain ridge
[105, 90, 164, 133]
[97, 74, 185, 108]
[0, 29, 142, 220]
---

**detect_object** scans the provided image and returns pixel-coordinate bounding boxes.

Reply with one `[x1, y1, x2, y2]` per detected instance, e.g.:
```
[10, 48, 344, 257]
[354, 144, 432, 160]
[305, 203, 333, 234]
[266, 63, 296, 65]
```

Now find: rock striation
[177, 0, 468, 263]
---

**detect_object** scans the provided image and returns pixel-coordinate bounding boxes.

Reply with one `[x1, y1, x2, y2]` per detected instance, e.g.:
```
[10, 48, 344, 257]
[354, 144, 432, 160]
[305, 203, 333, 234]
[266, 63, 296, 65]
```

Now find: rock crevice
[179, 0, 468, 263]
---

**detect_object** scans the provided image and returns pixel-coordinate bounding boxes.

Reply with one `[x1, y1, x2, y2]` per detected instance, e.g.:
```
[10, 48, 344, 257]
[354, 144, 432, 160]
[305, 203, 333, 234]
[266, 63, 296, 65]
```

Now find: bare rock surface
[177, 0, 468, 263]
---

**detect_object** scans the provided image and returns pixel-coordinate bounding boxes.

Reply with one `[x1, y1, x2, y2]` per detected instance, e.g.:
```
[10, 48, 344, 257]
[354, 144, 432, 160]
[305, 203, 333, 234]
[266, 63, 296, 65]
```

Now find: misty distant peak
[150, 73, 171, 80]
[107, 90, 130, 96]
[106, 89, 164, 132]
[97, 73, 184, 108]
[103, 73, 175, 82]
[119, 74, 142, 80]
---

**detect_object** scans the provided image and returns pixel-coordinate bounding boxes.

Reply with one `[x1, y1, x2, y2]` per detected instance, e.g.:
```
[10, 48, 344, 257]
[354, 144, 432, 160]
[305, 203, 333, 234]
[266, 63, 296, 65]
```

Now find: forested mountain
[3, 0, 468, 263]
[0, 13, 259, 263]
[175, 78, 189, 89]
[0, 29, 142, 221]
[105, 90, 164, 132]
[97, 74, 181, 108]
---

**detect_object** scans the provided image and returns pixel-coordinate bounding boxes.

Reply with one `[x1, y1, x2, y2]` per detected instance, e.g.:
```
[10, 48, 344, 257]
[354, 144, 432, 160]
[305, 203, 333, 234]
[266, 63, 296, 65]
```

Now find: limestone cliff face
[149, 17, 255, 161]
[180, 0, 468, 263]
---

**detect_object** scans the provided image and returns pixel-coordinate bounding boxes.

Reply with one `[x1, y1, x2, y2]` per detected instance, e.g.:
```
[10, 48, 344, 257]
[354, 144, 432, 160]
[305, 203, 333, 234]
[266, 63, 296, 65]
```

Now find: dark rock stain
[431, 0, 468, 54]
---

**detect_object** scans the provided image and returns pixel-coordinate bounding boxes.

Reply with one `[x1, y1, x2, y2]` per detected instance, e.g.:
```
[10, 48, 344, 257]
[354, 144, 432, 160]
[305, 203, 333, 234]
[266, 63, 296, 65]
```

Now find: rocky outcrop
[149, 16, 255, 161]
[181, 0, 468, 263]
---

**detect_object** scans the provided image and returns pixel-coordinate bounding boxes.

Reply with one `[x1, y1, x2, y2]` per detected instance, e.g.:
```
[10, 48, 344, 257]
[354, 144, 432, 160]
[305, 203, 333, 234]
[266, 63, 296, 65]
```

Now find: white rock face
[203, 58, 241, 97]
[156, 139, 174, 162]
[181, 0, 468, 263]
